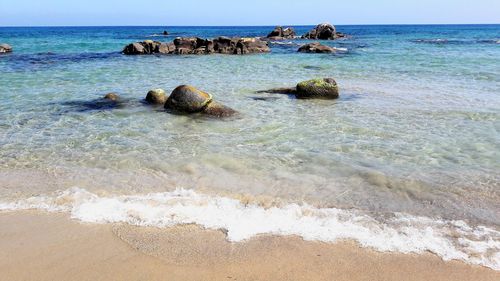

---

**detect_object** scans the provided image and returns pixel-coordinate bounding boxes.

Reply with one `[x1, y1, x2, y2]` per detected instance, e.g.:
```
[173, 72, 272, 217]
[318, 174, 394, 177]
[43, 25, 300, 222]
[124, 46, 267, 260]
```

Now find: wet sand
[0, 211, 498, 281]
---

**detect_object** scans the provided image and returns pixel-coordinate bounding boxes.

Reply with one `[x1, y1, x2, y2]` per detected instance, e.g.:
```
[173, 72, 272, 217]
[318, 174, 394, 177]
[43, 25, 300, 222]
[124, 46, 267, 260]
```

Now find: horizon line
[1, 23, 499, 28]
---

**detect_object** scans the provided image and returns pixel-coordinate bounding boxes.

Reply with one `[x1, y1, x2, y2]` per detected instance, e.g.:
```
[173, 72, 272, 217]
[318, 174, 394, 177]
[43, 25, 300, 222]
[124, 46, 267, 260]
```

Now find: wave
[1, 187, 499, 271]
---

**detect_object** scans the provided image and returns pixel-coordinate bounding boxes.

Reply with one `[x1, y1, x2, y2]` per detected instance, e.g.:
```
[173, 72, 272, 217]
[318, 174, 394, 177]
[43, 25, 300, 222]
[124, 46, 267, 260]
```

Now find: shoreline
[1, 210, 499, 281]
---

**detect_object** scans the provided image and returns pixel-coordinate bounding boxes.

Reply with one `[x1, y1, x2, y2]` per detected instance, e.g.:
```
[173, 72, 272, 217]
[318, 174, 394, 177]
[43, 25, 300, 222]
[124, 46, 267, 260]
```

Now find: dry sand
[0, 211, 498, 281]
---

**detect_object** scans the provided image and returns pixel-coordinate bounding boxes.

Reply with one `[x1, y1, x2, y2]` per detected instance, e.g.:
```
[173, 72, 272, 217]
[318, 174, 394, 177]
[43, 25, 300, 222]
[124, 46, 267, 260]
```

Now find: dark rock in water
[123, 40, 175, 55]
[123, 37, 270, 55]
[302, 23, 337, 40]
[145, 89, 167, 105]
[165, 85, 237, 117]
[298, 42, 337, 53]
[266, 26, 296, 39]
[202, 101, 237, 117]
[163, 30, 169, 36]
[296, 78, 339, 99]
[256, 87, 297, 95]
[165, 85, 213, 113]
[0, 43, 12, 53]
[104, 92, 120, 101]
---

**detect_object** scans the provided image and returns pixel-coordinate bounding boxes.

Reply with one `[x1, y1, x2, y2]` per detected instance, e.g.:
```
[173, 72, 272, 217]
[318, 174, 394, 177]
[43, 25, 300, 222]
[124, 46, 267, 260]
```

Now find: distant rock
[302, 23, 337, 40]
[103, 93, 120, 101]
[165, 85, 237, 117]
[0, 43, 12, 53]
[266, 26, 296, 39]
[123, 37, 270, 55]
[298, 42, 337, 53]
[296, 78, 339, 99]
[145, 89, 167, 105]
[163, 30, 169, 36]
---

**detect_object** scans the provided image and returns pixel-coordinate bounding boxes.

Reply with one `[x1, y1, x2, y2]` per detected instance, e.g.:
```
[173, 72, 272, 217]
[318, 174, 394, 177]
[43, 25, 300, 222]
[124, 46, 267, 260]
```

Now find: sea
[0, 25, 499, 269]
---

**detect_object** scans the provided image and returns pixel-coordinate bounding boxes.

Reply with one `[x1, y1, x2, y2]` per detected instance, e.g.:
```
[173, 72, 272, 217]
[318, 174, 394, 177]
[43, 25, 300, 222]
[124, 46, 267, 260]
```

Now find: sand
[0, 211, 498, 281]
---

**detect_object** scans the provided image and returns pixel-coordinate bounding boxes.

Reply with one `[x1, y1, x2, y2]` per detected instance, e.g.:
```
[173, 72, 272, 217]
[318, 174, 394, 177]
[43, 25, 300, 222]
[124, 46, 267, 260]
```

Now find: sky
[0, 0, 499, 26]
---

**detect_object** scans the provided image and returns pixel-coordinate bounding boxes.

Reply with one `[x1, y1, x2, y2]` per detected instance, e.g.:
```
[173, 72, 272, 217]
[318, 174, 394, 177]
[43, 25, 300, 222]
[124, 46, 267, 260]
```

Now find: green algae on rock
[296, 78, 339, 99]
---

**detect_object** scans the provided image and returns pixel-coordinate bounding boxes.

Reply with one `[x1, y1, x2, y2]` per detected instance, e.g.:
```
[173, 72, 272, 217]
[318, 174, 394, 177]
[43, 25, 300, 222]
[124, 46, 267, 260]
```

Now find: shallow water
[1, 25, 499, 269]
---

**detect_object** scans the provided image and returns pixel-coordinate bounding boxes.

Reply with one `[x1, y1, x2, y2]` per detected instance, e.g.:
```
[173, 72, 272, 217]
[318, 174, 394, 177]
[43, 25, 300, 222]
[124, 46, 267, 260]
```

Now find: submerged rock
[266, 26, 296, 39]
[255, 87, 297, 95]
[104, 92, 120, 101]
[302, 23, 337, 40]
[123, 37, 270, 55]
[0, 43, 12, 53]
[296, 78, 339, 99]
[298, 42, 337, 53]
[145, 89, 167, 105]
[202, 101, 237, 117]
[165, 85, 236, 117]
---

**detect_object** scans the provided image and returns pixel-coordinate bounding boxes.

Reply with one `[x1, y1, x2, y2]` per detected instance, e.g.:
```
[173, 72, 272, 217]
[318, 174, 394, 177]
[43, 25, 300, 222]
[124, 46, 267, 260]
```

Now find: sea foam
[1, 187, 499, 271]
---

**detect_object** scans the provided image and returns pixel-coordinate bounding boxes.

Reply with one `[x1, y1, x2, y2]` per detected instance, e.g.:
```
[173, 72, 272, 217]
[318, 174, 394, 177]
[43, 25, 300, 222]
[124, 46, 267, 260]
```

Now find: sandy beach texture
[0, 211, 498, 281]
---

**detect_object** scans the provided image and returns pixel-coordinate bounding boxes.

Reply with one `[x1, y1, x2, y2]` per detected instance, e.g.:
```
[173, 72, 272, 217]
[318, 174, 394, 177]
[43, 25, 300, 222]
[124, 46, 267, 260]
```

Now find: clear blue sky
[1, 0, 499, 26]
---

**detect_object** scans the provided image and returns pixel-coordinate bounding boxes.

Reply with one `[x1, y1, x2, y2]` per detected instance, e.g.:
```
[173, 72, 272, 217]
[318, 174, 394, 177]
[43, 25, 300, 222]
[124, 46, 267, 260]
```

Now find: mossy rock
[165, 85, 213, 113]
[145, 89, 167, 105]
[296, 78, 339, 99]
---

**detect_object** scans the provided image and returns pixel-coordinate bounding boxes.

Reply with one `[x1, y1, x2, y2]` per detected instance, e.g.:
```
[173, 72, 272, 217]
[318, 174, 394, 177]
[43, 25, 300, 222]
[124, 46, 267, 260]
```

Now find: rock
[104, 93, 120, 101]
[0, 43, 12, 53]
[165, 85, 213, 113]
[202, 101, 237, 117]
[163, 30, 169, 36]
[296, 78, 339, 99]
[267, 26, 296, 39]
[123, 37, 269, 55]
[145, 89, 167, 105]
[298, 42, 337, 53]
[165, 85, 237, 117]
[234, 37, 271, 54]
[302, 23, 337, 40]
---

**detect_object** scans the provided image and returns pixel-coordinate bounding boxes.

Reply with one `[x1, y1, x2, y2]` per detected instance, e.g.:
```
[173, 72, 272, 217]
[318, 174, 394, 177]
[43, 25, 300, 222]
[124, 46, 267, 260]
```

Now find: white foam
[1, 187, 499, 270]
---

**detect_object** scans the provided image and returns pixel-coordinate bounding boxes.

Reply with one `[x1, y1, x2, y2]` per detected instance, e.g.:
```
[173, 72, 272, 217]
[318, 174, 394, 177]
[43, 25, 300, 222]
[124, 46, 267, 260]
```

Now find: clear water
[0, 25, 499, 268]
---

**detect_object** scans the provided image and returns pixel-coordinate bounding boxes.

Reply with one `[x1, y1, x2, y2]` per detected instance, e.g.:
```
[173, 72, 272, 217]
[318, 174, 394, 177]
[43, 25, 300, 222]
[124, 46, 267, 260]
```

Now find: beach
[0, 24, 499, 279]
[1, 211, 499, 281]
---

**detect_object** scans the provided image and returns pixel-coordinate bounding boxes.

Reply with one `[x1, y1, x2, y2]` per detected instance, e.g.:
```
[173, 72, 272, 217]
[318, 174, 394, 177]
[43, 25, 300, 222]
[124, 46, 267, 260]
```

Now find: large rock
[0, 43, 12, 53]
[123, 37, 270, 55]
[145, 89, 167, 105]
[165, 85, 213, 113]
[165, 85, 236, 117]
[298, 42, 337, 53]
[302, 23, 337, 40]
[296, 78, 339, 99]
[267, 26, 296, 39]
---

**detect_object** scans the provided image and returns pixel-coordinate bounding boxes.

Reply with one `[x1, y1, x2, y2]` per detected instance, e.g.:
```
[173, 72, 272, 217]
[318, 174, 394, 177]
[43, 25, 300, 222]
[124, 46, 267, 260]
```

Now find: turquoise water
[0, 25, 500, 267]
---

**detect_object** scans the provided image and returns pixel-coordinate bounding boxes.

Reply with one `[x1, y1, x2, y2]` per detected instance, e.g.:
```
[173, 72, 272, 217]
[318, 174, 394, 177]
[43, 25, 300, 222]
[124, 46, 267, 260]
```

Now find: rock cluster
[123, 37, 270, 55]
[0, 43, 12, 53]
[298, 42, 337, 53]
[302, 23, 337, 40]
[266, 26, 296, 39]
